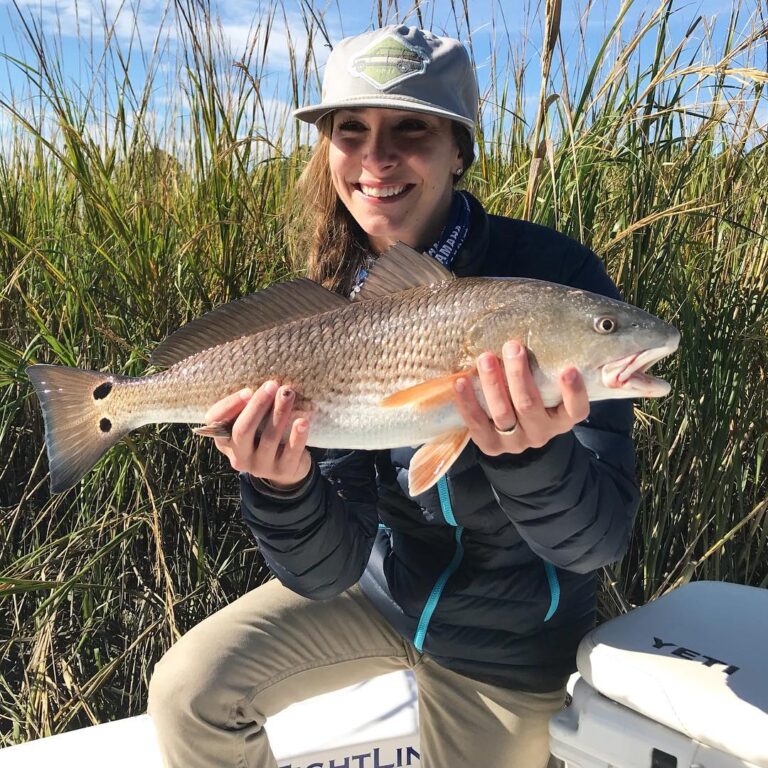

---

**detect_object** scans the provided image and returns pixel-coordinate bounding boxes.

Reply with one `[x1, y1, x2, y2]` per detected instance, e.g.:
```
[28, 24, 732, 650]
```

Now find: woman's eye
[399, 120, 428, 131]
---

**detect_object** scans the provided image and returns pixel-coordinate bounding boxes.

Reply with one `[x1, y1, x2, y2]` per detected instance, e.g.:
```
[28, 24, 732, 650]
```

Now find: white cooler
[0, 669, 420, 767]
[550, 581, 768, 768]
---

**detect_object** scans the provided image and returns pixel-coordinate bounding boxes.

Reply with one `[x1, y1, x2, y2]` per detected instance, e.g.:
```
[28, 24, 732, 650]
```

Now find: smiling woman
[327, 109, 462, 254]
[147, 24, 644, 768]
[295, 110, 475, 295]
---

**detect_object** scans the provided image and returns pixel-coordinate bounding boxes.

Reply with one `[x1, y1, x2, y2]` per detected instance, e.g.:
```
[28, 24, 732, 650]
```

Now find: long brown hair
[291, 114, 475, 296]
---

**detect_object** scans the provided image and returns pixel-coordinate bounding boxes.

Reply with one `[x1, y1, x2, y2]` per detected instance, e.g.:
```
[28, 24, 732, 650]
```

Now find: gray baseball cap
[293, 26, 478, 132]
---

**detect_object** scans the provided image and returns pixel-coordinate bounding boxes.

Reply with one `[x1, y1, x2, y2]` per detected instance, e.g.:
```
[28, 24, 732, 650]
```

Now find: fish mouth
[600, 342, 679, 397]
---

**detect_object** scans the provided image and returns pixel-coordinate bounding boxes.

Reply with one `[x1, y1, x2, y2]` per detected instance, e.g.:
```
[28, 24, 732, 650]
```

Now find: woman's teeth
[359, 184, 408, 198]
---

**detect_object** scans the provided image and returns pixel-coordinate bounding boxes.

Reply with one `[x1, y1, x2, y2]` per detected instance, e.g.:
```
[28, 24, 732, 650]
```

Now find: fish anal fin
[408, 429, 470, 496]
[380, 370, 475, 411]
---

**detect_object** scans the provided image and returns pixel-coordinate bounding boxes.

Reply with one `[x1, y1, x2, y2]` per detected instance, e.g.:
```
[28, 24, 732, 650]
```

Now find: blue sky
[0, 0, 764, 147]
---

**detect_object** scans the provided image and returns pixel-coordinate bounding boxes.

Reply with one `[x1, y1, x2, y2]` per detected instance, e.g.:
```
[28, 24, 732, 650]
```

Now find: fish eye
[594, 316, 617, 334]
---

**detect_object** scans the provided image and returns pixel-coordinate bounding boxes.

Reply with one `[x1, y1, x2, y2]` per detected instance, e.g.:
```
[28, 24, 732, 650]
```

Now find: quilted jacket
[240, 194, 639, 692]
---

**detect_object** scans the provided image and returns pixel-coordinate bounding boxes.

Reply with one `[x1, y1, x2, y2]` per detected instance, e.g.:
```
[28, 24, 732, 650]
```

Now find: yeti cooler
[549, 581, 768, 768]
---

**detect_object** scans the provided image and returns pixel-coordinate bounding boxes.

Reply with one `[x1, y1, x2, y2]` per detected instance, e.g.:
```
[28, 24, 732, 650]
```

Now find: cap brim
[293, 95, 475, 132]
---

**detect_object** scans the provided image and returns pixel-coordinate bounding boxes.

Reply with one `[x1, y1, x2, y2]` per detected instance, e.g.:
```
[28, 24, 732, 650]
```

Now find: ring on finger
[494, 421, 518, 436]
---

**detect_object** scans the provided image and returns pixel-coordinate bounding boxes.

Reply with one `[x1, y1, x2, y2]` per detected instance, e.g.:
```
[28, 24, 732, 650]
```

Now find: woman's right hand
[204, 380, 312, 489]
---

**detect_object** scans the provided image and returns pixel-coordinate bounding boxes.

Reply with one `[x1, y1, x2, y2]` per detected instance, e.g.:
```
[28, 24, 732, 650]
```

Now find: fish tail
[27, 364, 133, 493]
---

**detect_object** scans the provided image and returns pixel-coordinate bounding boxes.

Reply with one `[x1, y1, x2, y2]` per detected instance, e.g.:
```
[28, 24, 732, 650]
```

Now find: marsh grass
[0, 0, 766, 742]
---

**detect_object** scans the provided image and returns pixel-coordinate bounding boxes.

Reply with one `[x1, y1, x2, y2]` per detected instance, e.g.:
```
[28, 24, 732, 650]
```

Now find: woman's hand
[452, 341, 589, 457]
[204, 381, 312, 489]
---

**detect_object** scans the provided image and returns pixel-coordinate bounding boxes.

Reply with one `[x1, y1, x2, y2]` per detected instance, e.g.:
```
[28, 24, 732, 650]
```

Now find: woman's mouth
[354, 183, 413, 201]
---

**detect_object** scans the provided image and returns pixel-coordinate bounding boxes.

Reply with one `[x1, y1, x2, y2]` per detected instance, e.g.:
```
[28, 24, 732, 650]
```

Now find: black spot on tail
[93, 382, 113, 400]
[100, 418, 112, 433]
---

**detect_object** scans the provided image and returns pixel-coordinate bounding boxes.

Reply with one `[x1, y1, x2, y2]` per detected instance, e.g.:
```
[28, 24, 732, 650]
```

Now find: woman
[148, 26, 639, 768]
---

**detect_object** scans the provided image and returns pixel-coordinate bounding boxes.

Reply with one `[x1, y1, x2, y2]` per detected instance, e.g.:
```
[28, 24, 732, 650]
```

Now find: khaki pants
[148, 579, 566, 768]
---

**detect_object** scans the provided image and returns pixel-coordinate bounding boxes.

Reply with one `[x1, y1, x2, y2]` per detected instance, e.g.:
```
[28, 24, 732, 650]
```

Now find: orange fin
[408, 429, 470, 496]
[192, 421, 232, 438]
[380, 370, 475, 411]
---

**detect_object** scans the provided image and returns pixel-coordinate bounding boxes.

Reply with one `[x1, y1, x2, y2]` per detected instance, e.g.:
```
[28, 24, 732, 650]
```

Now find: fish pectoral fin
[192, 421, 232, 438]
[408, 429, 470, 497]
[380, 370, 475, 411]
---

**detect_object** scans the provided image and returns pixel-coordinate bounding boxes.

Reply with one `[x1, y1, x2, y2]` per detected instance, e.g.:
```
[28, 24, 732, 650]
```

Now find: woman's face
[328, 108, 463, 253]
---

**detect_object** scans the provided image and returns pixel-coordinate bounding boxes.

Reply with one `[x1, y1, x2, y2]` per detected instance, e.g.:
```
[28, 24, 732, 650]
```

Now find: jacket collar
[449, 192, 490, 277]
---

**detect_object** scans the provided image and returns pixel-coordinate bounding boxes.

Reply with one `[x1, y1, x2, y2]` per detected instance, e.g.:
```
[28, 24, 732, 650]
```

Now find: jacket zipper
[411, 478, 559, 651]
[413, 477, 464, 652]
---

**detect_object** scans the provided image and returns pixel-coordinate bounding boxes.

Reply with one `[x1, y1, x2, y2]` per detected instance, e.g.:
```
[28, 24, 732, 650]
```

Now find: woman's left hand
[452, 340, 590, 457]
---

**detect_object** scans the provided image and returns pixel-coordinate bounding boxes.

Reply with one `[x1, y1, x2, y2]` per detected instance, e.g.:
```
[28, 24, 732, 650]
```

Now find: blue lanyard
[349, 191, 471, 298]
[425, 191, 471, 268]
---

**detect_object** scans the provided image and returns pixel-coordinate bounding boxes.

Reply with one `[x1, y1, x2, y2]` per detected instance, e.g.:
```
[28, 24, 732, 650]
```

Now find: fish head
[472, 280, 680, 403]
[528, 285, 680, 401]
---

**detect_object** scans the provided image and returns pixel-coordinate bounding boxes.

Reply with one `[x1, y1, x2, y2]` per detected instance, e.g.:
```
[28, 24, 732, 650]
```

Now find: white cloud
[5, 0, 169, 43]
[216, 6, 338, 73]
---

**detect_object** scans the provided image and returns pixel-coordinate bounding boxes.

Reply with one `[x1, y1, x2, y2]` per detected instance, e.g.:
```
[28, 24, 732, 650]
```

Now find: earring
[455, 168, 463, 177]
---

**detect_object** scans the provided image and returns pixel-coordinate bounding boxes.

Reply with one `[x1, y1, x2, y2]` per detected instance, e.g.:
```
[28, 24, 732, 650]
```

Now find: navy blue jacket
[241, 194, 639, 692]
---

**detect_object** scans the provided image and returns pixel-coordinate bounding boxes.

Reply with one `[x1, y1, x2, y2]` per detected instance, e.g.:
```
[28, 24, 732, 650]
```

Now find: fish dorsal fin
[150, 278, 349, 367]
[355, 242, 455, 301]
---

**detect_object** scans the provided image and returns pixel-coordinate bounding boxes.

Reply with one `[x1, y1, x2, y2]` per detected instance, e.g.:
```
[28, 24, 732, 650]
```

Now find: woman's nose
[362, 128, 398, 170]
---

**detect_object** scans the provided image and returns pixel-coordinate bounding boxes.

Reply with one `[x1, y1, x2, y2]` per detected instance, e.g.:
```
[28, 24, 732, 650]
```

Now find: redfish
[28, 243, 679, 496]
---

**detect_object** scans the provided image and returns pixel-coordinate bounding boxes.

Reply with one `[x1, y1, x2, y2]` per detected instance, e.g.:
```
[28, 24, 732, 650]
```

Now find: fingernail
[563, 369, 578, 384]
[239, 388, 253, 399]
[262, 381, 279, 395]
[296, 420, 308, 433]
[503, 341, 522, 358]
[454, 378, 466, 393]
[282, 388, 294, 399]
[479, 354, 495, 372]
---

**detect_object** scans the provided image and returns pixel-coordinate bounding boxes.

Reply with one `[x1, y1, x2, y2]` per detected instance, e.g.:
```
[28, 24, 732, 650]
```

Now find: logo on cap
[349, 33, 429, 90]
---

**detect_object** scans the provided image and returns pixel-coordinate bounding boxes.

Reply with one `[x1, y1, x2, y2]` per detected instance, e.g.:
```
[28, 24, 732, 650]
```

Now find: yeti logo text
[652, 637, 740, 675]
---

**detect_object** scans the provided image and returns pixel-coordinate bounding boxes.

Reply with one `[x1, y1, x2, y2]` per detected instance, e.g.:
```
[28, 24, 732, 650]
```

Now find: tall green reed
[0, 0, 766, 742]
